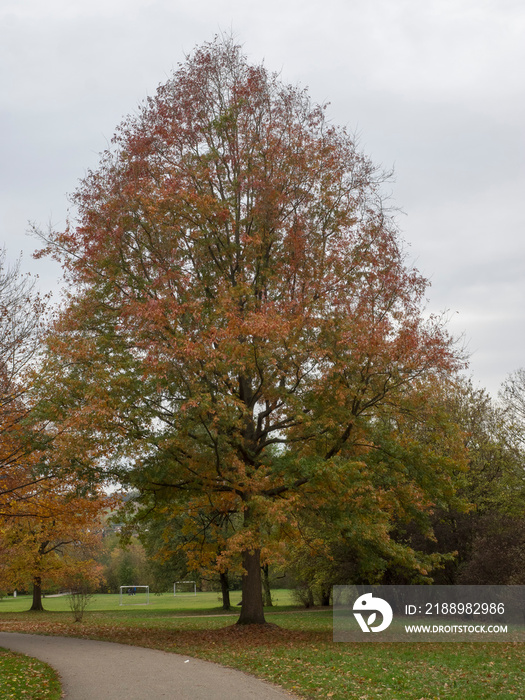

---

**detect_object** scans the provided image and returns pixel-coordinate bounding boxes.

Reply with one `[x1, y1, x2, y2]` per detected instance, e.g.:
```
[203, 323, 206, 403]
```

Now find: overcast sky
[1, 0, 524, 397]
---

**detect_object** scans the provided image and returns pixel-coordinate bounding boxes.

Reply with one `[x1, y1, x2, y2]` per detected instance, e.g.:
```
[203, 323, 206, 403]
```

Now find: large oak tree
[36, 37, 464, 624]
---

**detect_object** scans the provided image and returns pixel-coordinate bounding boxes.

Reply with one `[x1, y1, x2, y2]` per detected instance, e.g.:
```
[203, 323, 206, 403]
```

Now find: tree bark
[262, 563, 273, 607]
[219, 570, 231, 611]
[303, 585, 314, 608]
[30, 576, 44, 611]
[237, 548, 266, 624]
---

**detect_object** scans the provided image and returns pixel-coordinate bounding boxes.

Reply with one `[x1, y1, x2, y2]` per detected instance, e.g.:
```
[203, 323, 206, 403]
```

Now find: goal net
[119, 585, 150, 605]
[174, 580, 197, 596]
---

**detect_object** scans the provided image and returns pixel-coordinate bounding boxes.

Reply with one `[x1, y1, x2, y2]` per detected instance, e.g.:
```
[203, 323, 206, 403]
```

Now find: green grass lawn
[1, 591, 524, 699]
[0, 648, 62, 700]
[0, 588, 295, 614]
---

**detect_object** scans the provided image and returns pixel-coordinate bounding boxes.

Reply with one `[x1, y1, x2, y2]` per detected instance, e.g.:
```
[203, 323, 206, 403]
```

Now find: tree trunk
[219, 570, 231, 611]
[237, 548, 266, 625]
[262, 563, 273, 607]
[305, 585, 314, 608]
[320, 586, 331, 607]
[30, 576, 45, 611]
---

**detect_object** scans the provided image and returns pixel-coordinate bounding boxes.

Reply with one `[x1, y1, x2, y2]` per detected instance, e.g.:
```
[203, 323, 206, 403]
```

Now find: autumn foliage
[0, 251, 47, 517]
[36, 37, 466, 623]
[0, 251, 113, 608]
[0, 481, 110, 610]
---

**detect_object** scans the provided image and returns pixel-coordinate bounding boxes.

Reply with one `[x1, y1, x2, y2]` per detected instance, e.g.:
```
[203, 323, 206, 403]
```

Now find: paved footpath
[0, 632, 299, 700]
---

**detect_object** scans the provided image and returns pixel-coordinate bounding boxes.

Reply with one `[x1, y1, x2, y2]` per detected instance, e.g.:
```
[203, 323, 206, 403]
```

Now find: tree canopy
[35, 37, 465, 623]
[0, 250, 49, 514]
[0, 248, 114, 609]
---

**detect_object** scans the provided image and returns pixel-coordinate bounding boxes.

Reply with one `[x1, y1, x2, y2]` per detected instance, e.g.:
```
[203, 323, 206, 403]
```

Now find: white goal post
[119, 585, 150, 605]
[174, 580, 197, 596]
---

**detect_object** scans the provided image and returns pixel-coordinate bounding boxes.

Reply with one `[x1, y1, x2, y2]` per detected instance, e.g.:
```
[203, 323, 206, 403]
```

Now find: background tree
[0, 250, 49, 514]
[285, 375, 468, 601]
[121, 493, 242, 607]
[99, 535, 150, 593]
[0, 481, 110, 610]
[394, 378, 525, 585]
[449, 370, 525, 585]
[500, 368, 525, 449]
[0, 249, 114, 608]
[35, 37, 465, 624]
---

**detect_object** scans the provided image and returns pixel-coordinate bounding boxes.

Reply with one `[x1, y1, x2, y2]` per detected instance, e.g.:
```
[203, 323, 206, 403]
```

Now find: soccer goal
[174, 580, 197, 596]
[119, 585, 150, 605]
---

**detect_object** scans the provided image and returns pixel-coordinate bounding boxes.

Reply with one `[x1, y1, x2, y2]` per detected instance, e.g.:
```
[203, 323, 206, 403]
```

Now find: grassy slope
[0, 592, 524, 699]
